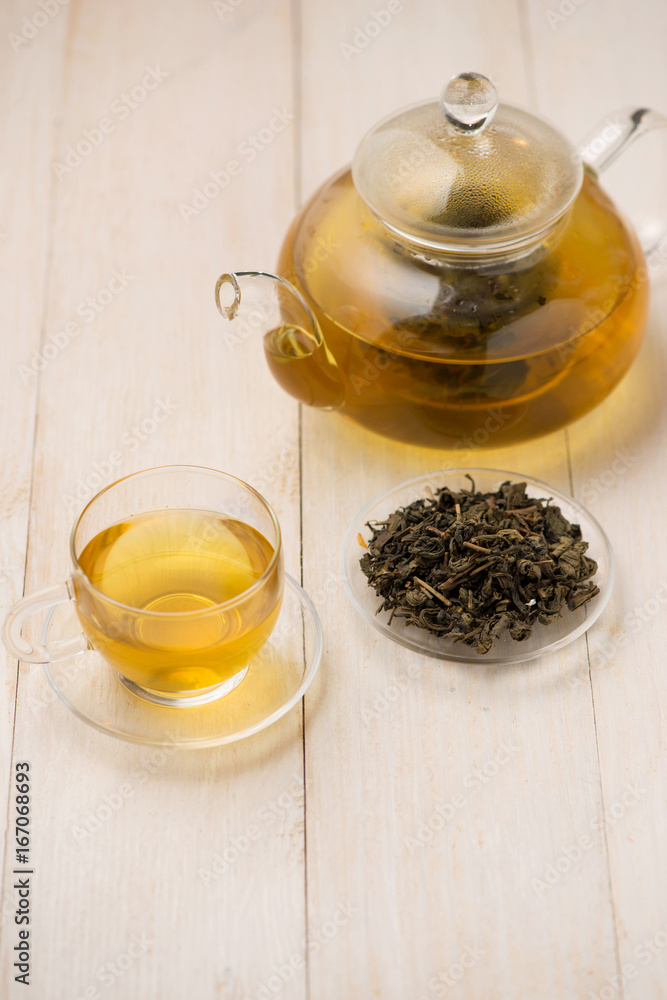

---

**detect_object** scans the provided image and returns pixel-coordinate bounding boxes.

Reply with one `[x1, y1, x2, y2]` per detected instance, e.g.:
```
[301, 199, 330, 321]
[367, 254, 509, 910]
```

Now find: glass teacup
[2, 466, 284, 707]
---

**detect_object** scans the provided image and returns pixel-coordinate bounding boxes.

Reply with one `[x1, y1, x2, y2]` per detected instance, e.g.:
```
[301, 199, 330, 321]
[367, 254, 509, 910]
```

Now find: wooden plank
[298, 1, 618, 996]
[0, 1, 306, 997]
[0, 0, 67, 961]
[527, 1, 667, 997]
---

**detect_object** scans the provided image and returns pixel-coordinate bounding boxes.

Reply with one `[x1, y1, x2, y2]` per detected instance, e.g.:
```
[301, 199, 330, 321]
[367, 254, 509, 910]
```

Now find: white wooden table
[2, 1, 667, 997]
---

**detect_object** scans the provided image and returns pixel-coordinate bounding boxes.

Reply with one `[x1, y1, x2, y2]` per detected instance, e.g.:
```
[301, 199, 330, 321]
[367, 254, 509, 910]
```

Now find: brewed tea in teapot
[217, 73, 665, 448]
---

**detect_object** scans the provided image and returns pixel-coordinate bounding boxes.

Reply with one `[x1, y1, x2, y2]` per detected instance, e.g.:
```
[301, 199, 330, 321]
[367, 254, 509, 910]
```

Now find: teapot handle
[579, 107, 667, 257]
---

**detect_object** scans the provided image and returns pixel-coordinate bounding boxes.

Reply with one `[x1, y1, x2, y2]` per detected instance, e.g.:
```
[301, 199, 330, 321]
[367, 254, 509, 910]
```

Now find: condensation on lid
[352, 73, 583, 253]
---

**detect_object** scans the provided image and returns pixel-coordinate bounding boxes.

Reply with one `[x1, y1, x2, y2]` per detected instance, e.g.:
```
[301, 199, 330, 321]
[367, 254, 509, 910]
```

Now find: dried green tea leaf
[360, 480, 599, 655]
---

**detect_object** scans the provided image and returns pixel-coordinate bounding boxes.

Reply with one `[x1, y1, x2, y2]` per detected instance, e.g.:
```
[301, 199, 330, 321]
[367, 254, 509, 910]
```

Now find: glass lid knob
[441, 72, 498, 132]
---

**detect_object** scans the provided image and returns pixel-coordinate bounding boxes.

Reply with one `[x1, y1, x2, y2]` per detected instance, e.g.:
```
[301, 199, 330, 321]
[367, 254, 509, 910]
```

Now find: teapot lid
[352, 72, 582, 253]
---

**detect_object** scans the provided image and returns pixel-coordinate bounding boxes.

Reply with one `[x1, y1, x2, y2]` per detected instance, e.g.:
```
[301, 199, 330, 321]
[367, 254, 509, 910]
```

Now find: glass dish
[341, 468, 614, 665]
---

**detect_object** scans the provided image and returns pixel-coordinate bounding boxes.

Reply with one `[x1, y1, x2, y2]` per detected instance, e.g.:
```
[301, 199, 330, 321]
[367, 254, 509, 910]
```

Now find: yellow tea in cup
[2, 467, 284, 708]
[75, 509, 282, 696]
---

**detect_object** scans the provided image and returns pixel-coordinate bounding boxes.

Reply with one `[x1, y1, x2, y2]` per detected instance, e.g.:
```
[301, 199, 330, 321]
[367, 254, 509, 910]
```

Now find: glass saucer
[341, 469, 614, 665]
[39, 573, 322, 747]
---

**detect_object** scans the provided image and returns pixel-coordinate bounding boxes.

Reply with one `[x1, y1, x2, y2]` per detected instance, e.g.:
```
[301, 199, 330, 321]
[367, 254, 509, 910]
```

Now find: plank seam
[568, 437, 624, 997]
[291, 0, 309, 995]
[587, 630, 626, 999]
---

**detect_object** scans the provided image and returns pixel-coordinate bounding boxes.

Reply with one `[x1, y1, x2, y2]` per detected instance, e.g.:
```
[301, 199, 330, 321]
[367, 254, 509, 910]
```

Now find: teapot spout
[215, 271, 345, 410]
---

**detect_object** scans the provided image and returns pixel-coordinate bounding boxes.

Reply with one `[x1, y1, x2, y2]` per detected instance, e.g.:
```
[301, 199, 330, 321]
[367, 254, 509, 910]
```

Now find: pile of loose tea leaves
[359, 477, 599, 655]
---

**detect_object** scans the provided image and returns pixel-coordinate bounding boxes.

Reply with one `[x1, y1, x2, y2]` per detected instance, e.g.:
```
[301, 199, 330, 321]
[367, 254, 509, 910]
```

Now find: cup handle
[2, 581, 89, 663]
[578, 107, 667, 255]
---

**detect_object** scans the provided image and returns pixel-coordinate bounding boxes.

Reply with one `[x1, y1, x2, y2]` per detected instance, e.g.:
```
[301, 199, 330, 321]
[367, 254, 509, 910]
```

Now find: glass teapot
[215, 73, 667, 448]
